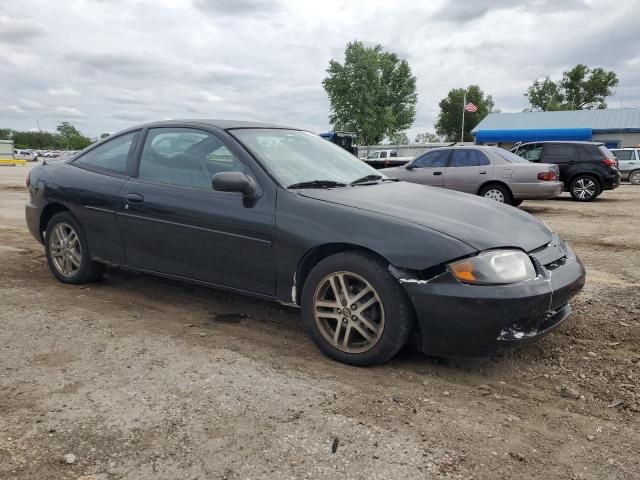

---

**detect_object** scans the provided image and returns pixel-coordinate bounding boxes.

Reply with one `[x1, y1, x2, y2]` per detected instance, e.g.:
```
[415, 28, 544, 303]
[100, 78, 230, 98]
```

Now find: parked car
[14, 149, 38, 162]
[363, 149, 413, 169]
[26, 120, 585, 366]
[511, 141, 620, 201]
[380, 146, 562, 206]
[610, 148, 640, 184]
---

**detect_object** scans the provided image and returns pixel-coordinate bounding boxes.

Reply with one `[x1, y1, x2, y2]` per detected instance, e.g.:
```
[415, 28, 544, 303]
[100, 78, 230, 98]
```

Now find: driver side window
[413, 149, 450, 168]
[137, 128, 245, 189]
[518, 145, 543, 162]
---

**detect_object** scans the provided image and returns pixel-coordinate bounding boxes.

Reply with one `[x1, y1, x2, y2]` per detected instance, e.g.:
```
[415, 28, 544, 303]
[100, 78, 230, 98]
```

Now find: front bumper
[399, 238, 585, 357]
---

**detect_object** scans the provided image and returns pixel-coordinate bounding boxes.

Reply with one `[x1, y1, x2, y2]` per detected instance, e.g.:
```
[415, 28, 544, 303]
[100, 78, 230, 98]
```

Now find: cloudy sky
[1, 0, 639, 139]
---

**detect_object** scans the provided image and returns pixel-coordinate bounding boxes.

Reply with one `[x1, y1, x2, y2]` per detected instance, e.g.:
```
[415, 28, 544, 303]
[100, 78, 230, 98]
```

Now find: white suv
[611, 148, 640, 184]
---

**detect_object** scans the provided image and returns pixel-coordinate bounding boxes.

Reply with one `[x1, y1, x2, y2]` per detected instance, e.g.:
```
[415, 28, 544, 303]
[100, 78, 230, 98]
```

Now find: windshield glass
[232, 129, 385, 187]
[493, 148, 530, 163]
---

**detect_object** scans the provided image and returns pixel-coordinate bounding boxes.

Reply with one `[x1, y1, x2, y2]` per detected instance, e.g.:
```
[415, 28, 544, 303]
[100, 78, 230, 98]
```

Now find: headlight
[448, 249, 536, 285]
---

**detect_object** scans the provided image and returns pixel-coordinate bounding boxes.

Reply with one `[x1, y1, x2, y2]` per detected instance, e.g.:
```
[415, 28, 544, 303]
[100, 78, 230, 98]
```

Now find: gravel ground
[1, 164, 638, 479]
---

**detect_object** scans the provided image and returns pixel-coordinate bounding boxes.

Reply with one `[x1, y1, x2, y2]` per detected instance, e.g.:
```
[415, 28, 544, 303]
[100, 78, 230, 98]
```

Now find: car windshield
[493, 148, 530, 163]
[232, 129, 386, 187]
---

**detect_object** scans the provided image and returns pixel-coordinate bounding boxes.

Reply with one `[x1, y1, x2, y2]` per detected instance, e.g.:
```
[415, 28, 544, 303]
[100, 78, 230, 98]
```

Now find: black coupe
[26, 120, 585, 365]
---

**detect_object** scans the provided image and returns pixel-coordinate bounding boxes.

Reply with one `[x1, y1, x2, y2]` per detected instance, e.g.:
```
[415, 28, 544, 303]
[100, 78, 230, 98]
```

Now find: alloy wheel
[313, 271, 385, 354]
[573, 178, 596, 200]
[484, 188, 505, 203]
[49, 222, 82, 277]
[630, 171, 640, 185]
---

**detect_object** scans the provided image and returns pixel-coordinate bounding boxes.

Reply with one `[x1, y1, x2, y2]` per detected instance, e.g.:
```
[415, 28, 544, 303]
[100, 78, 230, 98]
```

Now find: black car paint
[26, 120, 586, 357]
[515, 141, 621, 191]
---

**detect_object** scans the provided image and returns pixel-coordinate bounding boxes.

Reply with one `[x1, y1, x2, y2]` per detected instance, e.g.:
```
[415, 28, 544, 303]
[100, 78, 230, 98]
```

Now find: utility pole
[460, 91, 466, 143]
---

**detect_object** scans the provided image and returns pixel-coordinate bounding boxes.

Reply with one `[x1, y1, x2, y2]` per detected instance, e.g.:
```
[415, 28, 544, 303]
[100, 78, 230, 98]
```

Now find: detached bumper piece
[401, 235, 586, 357]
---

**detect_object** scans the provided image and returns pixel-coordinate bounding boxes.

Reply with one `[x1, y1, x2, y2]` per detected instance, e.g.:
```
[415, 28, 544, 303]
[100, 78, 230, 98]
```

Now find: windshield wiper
[288, 180, 347, 189]
[350, 174, 386, 185]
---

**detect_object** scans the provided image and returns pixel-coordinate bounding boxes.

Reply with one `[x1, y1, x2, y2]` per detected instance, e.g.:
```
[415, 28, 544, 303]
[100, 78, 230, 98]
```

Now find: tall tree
[414, 132, 440, 143]
[322, 40, 417, 145]
[387, 131, 409, 144]
[56, 122, 92, 150]
[435, 85, 494, 142]
[526, 64, 618, 111]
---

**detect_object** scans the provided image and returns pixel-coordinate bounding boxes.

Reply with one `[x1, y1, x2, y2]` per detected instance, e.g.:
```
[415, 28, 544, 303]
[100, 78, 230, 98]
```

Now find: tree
[414, 132, 440, 143]
[387, 131, 409, 144]
[435, 85, 494, 142]
[525, 64, 618, 111]
[322, 40, 417, 145]
[56, 122, 92, 150]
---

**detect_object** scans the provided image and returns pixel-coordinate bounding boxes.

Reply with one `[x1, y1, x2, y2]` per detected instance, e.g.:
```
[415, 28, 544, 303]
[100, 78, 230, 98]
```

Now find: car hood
[299, 181, 552, 252]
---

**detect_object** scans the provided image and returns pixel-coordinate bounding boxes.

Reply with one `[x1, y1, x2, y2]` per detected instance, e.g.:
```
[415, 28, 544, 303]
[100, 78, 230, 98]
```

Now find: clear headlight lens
[448, 249, 536, 285]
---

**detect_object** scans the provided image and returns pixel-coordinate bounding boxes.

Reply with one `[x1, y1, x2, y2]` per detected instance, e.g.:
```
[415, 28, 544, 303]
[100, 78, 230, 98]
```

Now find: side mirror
[212, 172, 259, 198]
[405, 162, 414, 170]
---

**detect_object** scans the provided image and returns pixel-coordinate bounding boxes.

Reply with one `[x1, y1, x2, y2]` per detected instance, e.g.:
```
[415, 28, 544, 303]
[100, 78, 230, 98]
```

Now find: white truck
[362, 149, 413, 169]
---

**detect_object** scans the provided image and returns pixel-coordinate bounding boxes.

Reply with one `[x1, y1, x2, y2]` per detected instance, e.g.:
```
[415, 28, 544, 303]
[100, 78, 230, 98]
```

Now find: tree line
[323, 41, 619, 145]
[0, 122, 108, 150]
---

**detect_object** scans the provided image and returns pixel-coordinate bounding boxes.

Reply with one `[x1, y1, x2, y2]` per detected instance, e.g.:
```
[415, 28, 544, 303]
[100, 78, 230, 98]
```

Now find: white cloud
[48, 86, 81, 96]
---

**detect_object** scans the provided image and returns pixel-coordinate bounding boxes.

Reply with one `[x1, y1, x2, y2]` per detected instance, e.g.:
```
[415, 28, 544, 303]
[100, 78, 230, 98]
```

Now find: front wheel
[45, 212, 105, 284]
[629, 170, 640, 185]
[569, 175, 601, 201]
[301, 252, 414, 366]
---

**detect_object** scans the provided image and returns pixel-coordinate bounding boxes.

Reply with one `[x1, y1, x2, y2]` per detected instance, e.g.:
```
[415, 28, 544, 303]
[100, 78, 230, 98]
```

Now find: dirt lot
[1, 164, 638, 479]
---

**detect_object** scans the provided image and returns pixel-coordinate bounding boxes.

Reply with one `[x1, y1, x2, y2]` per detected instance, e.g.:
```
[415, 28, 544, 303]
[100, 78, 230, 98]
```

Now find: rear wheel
[629, 170, 640, 185]
[569, 175, 601, 201]
[301, 251, 414, 366]
[45, 212, 105, 284]
[478, 184, 514, 205]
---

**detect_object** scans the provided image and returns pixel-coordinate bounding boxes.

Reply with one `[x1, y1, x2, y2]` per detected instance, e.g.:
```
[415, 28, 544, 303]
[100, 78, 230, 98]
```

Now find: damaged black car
[25, 120, 586, 366]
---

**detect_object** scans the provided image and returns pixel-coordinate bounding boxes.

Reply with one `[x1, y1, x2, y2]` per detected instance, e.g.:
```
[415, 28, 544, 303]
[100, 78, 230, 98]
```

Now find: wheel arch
[477, 180, 513, 197]
[295, 243, 391, 306]
[39, 203, 71, 240]
[566, 172, 602, 190]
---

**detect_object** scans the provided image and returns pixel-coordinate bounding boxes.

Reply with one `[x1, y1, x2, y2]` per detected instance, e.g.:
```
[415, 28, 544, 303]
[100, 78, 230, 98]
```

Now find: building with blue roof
[472, 108, 640, 149]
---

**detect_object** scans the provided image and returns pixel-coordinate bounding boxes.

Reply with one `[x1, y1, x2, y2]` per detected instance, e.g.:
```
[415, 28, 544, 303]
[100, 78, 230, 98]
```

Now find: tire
[45, 211, 105, 284]
[478, 183, 513, 205]
[569, 175, 601, 201]
[629, 170, 640, 185]
[511, 199, 523, 207]
[300, 251, 414, 366]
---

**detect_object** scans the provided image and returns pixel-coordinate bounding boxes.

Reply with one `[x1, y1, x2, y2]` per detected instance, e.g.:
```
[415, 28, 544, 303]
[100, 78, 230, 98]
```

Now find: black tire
[300, 251, 414, 366]
[511, 199, 523, 207]
[569, 175, 601, 201]
[478, 183, 514, 205]
[629, 170, 640, 185]
[45, 211, 105, 284]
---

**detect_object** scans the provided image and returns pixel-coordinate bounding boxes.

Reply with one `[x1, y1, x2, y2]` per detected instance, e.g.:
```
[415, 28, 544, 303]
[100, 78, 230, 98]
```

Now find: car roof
[611, 147, 638, 150]
[127, 119, 298, 131]
[518, 140, 603, 145]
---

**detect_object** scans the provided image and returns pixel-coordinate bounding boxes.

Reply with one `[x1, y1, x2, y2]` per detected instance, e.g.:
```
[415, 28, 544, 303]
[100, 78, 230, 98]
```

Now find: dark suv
[511, 141, 620, 201]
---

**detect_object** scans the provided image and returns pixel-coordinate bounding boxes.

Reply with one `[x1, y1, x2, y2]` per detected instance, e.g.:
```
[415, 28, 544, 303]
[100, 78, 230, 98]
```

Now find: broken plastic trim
[388, 264, 445, 285]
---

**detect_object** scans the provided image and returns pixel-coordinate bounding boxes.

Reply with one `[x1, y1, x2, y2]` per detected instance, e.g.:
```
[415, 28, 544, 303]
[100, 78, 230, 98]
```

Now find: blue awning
[475, 128, 592, 143]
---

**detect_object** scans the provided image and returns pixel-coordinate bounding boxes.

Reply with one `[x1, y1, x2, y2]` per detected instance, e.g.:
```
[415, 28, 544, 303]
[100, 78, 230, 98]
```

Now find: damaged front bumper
[395, 239, 586, 357]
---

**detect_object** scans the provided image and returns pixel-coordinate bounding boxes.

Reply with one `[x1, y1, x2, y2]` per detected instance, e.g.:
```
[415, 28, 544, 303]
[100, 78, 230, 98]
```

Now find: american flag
[464, 102, 478, 113]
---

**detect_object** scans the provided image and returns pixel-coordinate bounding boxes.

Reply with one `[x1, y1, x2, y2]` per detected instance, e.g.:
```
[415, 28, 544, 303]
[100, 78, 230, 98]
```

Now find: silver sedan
[380, 146, 562, 206]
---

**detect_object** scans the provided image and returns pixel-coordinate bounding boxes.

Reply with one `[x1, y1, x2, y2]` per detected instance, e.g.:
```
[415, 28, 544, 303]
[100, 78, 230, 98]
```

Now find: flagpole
[461, 91, 466, 143]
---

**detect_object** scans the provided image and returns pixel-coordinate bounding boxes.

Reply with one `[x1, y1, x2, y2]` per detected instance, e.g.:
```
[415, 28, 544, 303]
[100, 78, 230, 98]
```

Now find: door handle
[125, 193, 144, 203]
[479, 171, 487, 174]
[433, 171, 443, 176]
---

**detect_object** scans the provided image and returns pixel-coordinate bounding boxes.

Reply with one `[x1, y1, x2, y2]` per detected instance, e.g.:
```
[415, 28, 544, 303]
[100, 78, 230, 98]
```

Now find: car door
[117, 126, 276, 296]
[401, 149, 450, 186]
[612, 149, 636, 172]
[67, 130, 140, 265]
[541, 143, 578, 181]
[443, 149, 493, 193]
